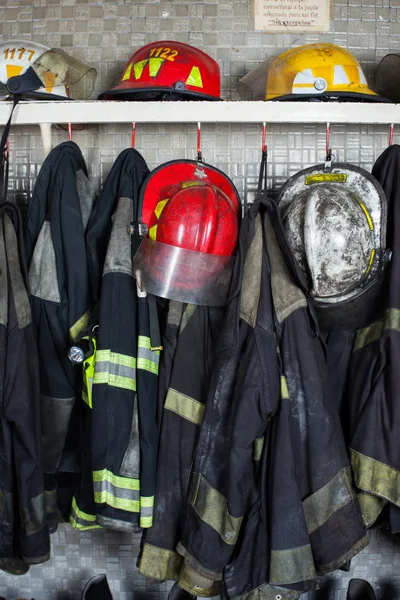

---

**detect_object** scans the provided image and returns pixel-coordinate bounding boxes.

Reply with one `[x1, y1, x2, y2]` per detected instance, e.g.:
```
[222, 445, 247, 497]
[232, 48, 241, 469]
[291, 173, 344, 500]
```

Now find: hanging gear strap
[0, 96, 20, 204]
[257, 146, 268, 201]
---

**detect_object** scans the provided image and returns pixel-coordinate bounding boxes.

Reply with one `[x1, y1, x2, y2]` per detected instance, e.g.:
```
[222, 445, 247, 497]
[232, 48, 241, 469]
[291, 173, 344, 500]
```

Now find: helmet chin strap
[0, 95, 20, 204]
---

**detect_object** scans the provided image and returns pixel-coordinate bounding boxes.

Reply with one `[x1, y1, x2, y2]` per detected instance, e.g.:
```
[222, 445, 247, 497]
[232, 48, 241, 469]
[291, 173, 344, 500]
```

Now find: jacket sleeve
[3, 212, 50, 565]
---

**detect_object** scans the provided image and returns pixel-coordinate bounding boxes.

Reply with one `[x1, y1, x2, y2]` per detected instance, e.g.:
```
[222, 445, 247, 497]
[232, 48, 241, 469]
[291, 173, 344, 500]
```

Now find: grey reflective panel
[103, 197, 133, 277]
[28, 220, 61, 303]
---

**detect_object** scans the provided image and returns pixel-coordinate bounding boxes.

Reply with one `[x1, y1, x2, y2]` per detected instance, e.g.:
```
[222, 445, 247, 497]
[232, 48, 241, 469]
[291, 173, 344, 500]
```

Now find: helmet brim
[139, 160, 240, 227]
[98, 85, 221, 101]
[268, 91, 392, 102]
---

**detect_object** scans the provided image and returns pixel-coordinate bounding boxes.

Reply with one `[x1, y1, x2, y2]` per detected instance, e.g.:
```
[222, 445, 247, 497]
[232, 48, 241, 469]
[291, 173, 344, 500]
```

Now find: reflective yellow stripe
[138, 543, 183, 581]
[93, 350, 136, 391]
[134, 59, 148, 80]
[253, 438, 264, 461]
[359, 201, 374, 230]
[95, 350, 136, 368]
[70, 497, 101, 530]
[93, 469, 140, 490]
[122, 63, 133, 81]
[305, 173, 347, 184]
[302, 466, 356, 535]
[71, 497, 96, 522]
[189, 473, 242, 545]
[365, 248, 376, 275]
[93, 372, 136, 391]
[149, 224, 158, 241]
[138, 336, 160, 374]
[69, 308, 91, 342]
[93, 490, 140, 512]
[353, 308, 400, 351]
[149, 57, 164, 77]
[186, 66, 203, 88]
[165, 388, 204, 425]
[140, 496, 154, 508]
[140, 516, 153, 528]
[280, 376, 289, 399]
[154, 198, 168, 219]
[270, 544, 315, 585]
[70, 515, 101, 530]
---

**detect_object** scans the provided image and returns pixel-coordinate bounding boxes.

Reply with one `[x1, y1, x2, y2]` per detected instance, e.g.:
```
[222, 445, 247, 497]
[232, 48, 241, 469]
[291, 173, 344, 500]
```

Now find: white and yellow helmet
[0, 40, 96, 99]
[240, 43, 389, 102]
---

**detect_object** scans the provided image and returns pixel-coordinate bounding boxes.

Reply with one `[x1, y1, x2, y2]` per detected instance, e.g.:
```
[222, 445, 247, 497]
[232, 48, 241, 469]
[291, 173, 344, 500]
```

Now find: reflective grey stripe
[303, 466, 357, 535]
[28, 220, 61, 303]
[94, 360, 136, 380]
[240, 213, 262, 327]
[137, 346, 160, 366]
[140, 506, 153, 517]
[4, 215, 31, 329]
[0, 222, 7, 327]
[269, 544, 315, 585]
[76, 169, 96, 232]
[167, 300, 184, 327]
[45, 489, 58, 516]
[179, 304, 197, 333]
[93, 480, 140, 502]
[103, 197, 133, 277]
[264, 213, 307, 323]
[21, 493, 46, 535]
[189, 472, 242, 546]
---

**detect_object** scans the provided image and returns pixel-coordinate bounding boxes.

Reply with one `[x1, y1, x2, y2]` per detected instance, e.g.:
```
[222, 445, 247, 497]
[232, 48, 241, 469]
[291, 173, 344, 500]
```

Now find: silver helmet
[278, 163, 388, 330]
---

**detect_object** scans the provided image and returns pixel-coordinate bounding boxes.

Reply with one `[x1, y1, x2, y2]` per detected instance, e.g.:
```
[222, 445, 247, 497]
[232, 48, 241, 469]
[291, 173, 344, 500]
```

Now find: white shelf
[0, 100, 400, 125]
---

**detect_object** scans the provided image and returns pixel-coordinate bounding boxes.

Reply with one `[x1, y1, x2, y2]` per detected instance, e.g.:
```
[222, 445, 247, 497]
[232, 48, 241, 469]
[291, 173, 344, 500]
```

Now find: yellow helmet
[240, 43, 386, 102]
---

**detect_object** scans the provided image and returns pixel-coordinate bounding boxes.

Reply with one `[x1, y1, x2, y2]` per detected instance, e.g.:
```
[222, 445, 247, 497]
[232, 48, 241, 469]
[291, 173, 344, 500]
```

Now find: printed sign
[254, 0, 331, 33]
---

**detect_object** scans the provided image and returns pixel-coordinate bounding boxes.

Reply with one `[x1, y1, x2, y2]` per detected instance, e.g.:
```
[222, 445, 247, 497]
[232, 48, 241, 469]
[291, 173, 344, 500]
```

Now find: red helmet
[133, 160, 240, 305]
[98, 41, 220, 101]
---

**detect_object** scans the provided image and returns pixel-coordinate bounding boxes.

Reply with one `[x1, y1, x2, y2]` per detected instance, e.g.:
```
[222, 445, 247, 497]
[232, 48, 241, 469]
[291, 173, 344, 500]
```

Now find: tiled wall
[1, 0, 399, 598]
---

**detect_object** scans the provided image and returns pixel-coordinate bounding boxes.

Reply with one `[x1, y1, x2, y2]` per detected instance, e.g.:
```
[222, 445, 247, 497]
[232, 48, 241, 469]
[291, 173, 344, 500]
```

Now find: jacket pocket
[29, 221, 61, 303]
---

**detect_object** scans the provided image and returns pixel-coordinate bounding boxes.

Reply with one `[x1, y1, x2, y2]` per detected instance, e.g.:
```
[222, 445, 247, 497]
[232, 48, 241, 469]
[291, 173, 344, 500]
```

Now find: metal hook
[68, 123, 72, 141]
[261, 122, 267, 156]
[389, 123, 394, 146]
[324, 122, 333, 171]
[325, 122, 331, 161]
[132, 122, 136, 148]
[197, 122, 203, 162]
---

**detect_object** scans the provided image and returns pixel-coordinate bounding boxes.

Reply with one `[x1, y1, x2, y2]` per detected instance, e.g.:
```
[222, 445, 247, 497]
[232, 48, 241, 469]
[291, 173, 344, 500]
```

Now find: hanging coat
[0, 201, 50, 570]
[176, 198, 367, 599]
[72, 148, 161, 531]
[345, 144, 400, 530]
[24, 141, 96, 531]
[137, 300, 223, 597]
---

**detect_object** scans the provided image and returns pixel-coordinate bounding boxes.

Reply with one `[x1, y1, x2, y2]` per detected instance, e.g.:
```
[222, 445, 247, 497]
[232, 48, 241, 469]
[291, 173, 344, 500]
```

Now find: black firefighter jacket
[0, 201, 50, 569]
[176, 198, 367, 600]
[71, 149, 160, 532]
[345, 144, 400, 531]
[24, 141, 96, 530]
[138, 300, 224, 597]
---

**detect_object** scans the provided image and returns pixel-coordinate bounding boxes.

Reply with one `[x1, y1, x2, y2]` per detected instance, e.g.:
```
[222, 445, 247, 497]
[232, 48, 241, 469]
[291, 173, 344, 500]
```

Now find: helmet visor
[133, 238, 234, 306]
[33, 49, 97, 99]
